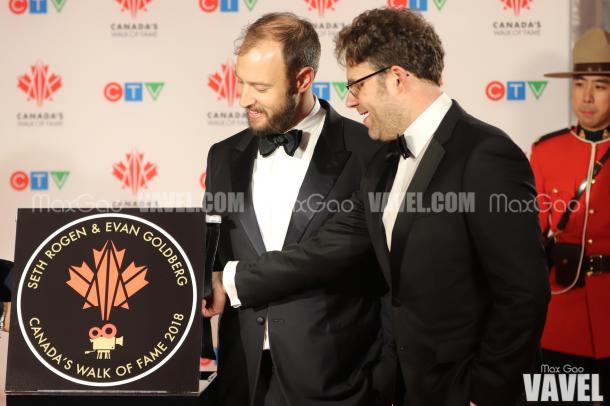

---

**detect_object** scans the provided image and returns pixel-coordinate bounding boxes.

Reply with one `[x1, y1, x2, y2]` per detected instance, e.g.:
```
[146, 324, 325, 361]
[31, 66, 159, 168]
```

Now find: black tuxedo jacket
[235, 101, 550, 406]
[205, 100, 395, 406]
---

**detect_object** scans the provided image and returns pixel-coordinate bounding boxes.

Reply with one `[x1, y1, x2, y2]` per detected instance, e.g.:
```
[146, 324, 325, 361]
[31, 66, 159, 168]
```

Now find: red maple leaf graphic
[112, 150, 158, 195]
[501, 0, 532, 17]
[208, 60, 239, 107]
[116, 0, 153, 18]
[67, 241, 149, 321]
[305, 0, 339, 17]
[17, 60, 62, 108]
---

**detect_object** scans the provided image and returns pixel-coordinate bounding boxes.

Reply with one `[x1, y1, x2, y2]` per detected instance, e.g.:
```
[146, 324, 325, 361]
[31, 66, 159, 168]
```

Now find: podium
[3, 209, 212, 403]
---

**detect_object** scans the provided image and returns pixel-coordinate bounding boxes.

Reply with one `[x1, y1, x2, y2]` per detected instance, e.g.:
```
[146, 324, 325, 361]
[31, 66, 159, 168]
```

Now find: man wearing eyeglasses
[209, 8, 550, 406]
[202, 12, 397, 406]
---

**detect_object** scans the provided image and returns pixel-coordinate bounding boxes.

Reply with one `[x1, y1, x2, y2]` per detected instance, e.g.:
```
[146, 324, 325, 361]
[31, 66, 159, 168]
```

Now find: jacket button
[399, 345, 405, 351]
[256, 316, 265, 325]
[589, 208, 595, 214]
[391, 297, 401, 307]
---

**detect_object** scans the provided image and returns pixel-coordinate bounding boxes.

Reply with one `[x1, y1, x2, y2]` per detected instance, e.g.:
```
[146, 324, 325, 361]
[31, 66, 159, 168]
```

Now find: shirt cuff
[222, 261, 242, 308]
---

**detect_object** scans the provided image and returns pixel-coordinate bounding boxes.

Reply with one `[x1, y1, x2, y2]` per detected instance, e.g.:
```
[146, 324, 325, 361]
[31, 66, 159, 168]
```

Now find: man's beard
[249, 93, 297, 137]
[372, 85, 404, 142]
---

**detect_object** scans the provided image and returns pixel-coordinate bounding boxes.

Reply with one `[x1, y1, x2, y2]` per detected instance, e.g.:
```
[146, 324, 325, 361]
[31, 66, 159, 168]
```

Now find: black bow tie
[396, 134, 413, 159]
[258, 129, 303, 157]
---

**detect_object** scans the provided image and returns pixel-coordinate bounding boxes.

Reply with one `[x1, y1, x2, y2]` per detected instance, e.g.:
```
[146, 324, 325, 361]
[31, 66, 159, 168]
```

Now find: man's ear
[389, 65, 410, 92]
[295, 67, 315, 94]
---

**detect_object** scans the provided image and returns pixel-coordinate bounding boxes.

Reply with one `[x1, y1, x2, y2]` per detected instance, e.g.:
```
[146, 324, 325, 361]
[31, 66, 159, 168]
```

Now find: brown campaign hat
[545, 27, 610, 78]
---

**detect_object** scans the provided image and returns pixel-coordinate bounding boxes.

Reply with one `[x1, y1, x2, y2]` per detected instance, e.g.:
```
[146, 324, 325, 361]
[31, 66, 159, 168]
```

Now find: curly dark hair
[236, 12, 321, 82]
[335, 8, 444, 86]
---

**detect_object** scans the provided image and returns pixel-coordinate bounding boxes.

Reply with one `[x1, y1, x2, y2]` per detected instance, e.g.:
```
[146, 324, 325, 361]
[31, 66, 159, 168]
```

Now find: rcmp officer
[530, 27, 610, 399]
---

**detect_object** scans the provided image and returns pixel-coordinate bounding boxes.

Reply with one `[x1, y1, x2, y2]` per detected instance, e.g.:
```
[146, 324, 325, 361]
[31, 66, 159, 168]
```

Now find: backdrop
[1, 0, 572, 371]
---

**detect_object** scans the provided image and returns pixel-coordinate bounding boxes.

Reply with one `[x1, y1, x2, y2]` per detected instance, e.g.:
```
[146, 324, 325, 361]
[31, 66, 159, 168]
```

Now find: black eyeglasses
[346, 66, 391, 97]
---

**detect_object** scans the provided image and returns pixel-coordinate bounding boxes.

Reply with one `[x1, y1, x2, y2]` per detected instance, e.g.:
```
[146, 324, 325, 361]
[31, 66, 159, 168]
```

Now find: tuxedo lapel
[388, 140, 444, 293]
[283, 100, 351, 247]
[368, 145, 399, 284]
[230, 133, 266, 256]
[388, 101, 463, 296]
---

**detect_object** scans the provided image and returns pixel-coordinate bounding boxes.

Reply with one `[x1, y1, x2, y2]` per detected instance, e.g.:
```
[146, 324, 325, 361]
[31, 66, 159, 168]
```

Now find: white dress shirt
[382, 93, 452, 249]
[223, 97, 326, 350]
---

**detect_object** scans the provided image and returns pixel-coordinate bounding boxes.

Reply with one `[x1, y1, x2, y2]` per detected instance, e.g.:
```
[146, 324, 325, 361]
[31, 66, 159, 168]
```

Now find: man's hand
[202, 272, 226, 318]
[1, 302, 10, 332]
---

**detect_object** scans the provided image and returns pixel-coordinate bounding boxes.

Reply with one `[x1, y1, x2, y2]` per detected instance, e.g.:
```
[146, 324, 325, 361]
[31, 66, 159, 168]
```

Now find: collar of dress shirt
[285, 95, 325, 159]
[256, 96, 325, 160]
[401, 93, 452, 158]
[290, 95, 322, 133]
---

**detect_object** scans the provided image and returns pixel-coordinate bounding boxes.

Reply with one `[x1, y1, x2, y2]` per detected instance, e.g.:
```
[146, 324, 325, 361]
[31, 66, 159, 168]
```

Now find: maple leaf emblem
[112, 150, 158, 195]
[66, 241, 149, 321]
[501, 0, 532, 16]
[208, 60, 239, 107]
[17, 60, 62, 108]
[116, 0, 153, 18]
[305, 0, 339, 17]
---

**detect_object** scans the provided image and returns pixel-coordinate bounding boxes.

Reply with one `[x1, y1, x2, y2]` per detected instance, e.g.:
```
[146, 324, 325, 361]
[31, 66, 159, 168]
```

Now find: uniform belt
[585, 254, 610, 277]
[555, 251, 610, 287]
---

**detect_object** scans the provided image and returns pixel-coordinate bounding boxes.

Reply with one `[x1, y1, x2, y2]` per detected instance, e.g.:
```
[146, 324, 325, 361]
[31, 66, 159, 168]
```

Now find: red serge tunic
[530, 127, 610, 359]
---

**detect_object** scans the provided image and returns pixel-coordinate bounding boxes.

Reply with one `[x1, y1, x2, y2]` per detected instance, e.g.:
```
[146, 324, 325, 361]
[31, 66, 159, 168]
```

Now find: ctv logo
[501, 0, 532, 17]
[10, 171, 69, 191]
[387, 0, 447, 11]
[104, 82, 164, 102]
[9, 0, 66, 14]
[312, 82, 348, 102]
[208, 60, 239, 107]
[523, 365, 604, 402]
[18, 60, 62, 107]
[485, 80, 547, 101]
[116, 0, 153, 18]
[113, 150, 158, 195]
[199, 0, 257, 13]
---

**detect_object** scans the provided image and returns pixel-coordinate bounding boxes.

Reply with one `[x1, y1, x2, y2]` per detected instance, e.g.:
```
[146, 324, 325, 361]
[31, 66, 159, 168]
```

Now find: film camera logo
[66, 240, 149, 360]
[86, 323, 124, 359]
[16, 214, 196, 386]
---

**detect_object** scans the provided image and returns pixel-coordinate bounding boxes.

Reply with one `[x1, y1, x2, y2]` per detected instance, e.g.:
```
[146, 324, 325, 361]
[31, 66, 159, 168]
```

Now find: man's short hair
[335, 8, 444, 86]
[235, 12, 321, 81]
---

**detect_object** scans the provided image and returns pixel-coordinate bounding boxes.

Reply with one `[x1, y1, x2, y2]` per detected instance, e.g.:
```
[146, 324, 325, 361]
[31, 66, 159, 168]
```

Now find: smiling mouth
[247, 110, 265, 120]
[361, 111, 369, 124]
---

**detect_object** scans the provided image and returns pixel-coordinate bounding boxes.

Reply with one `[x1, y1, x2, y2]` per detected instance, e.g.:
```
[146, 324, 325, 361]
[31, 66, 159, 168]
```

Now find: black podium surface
[5, 209, 209, 398]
